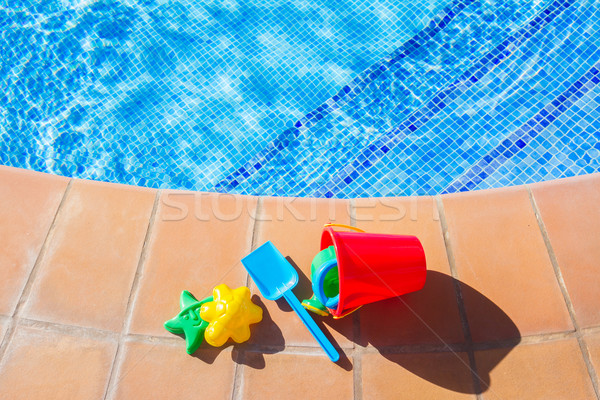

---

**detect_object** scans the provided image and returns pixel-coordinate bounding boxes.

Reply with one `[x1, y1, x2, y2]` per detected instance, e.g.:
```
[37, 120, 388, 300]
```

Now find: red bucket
[319, 224, 426, 318]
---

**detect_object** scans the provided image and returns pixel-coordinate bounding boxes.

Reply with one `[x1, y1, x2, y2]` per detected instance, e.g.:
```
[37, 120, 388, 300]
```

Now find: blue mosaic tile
[311, 0, 582, 197]
[444, 59, 600, 193]
[332, 0, 600, 198]
[3, 0, 456, 190]
[2, 0, 600, 197]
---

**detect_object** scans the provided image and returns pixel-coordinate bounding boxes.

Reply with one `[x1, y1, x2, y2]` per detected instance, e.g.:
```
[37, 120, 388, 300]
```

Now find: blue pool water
[2, 0, 599, 197]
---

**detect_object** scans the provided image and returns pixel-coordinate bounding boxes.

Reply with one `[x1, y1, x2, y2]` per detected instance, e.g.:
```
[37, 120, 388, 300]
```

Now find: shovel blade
[241, 241, 298, 300]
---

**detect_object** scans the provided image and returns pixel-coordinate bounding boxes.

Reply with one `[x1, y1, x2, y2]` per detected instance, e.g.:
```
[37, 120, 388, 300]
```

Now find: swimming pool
[2, 0, 599, 197]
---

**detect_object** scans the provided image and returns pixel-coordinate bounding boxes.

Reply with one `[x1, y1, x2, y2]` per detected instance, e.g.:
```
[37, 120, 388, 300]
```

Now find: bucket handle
[323, 223, 365, 233]
[312, 259, 339, 309]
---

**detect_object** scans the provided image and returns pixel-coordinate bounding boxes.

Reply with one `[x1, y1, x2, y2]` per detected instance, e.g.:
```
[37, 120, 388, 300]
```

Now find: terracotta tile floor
[110, 340, 237, 399]
[474, 339, 596, 399]
[248, 197, 354, 348]
[128, 191, 256, 337]
[440, 186, 572, 342]
[361, 351, 475, 399]
[0, 165, 599, 400]
[530, 174, 600, 328]
[355, 197, 465, 347]
[24, 180, 156, 332]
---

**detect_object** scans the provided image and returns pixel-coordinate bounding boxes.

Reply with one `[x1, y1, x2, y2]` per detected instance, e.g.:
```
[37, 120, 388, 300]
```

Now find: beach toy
[164, 290, 213, 354]
[164, 284, 262, 353]
[200, 284, 263, 347]
[305, 224, 426, 319]
[301, 246, 338, 316]
[241, 241, 340, 362]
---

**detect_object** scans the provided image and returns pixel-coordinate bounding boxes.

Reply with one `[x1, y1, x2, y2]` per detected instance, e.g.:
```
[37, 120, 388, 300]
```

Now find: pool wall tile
[445, 61, 600, 193]
[3, 0, 599, 198]
[313, 0, 574, 198]
[215, 0, 475, 193]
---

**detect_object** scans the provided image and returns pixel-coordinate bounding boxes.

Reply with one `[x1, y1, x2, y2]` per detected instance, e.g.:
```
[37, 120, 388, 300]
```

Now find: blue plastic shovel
[241, 241, 339, 362]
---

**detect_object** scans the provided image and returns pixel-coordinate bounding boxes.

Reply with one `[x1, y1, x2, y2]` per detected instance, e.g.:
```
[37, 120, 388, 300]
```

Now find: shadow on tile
[243, 257, 354, 371]
[289, 257, 354, 340]
[191, 347, 230, 364]
[360, 271, 521, 394]
[235, 295, 286, 369]
[190, 346, 268, 371]
[251, 295, 286, 349]
[189, 295, 285, 368]
[169, 331, 240, 365]
[188, 266, 519, 387]
[291, 257, 356, 355]
[191, 341, 269, 369]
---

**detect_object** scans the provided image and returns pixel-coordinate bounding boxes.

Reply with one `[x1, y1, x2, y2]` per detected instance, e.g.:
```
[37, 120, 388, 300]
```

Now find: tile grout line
[0, 310, 583, 355]
[0, 310, 586, 355]
[246, 196, 263, 290]
[18, 317, 118, 341]
[249, 197, 263, 253]
[231, 196, 262, 400]
[349, 199, 363, 400]
[230, 348, 245, 400]
[349, 198, 357, 227]
[123, 327, 579, 352]
[434, 195, 483, 399]
[12, 179, 73, 317]
[527, 186, 600, 399]
[585, 326, 600, 336]
[103, 189, 162, 400]
[0, 178, 73, 367]
[352, 352, 363, 400]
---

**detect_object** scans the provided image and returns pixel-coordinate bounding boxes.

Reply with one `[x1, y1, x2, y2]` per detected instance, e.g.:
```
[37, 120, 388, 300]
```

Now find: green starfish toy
[164, 290, 213, 354]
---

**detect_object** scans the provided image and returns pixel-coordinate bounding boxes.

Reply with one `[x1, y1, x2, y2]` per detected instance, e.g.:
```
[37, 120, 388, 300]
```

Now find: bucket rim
[320, 226, 346, 316]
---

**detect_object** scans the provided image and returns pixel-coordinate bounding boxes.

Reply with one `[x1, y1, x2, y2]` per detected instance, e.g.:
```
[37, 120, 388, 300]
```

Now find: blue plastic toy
[241, 241, 340, 362]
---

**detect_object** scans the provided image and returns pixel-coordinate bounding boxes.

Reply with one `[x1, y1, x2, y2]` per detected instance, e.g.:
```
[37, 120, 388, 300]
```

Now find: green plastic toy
[164, 290, 213, 354]
[301, 246, 340, 316]
[164, 285, 263, 353]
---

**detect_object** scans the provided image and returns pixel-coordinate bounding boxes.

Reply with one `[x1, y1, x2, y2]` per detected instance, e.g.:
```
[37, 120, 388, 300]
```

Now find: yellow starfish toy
[200, 284, 263, 347]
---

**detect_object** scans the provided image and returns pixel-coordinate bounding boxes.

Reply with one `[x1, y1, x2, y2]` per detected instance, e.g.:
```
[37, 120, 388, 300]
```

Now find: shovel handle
[283, 290, 340, 362]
